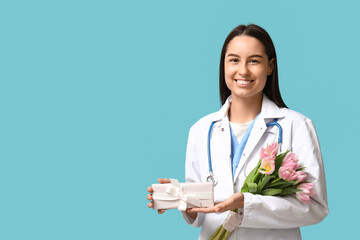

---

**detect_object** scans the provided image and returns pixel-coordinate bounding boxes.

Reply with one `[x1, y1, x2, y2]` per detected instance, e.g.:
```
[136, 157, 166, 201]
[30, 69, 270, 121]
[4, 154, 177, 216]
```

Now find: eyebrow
[226, 53, 264, 58]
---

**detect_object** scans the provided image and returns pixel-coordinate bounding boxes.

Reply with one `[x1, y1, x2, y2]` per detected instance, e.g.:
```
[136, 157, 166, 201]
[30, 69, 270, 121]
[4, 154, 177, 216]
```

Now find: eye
[249, 59, 259, 64]
[229, 58, 239, 63]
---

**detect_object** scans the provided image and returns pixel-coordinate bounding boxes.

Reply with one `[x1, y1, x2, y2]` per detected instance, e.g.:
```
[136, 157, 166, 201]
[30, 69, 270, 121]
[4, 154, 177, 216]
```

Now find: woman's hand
[147, 178, 171, 214]
[187, 192, 244, 214]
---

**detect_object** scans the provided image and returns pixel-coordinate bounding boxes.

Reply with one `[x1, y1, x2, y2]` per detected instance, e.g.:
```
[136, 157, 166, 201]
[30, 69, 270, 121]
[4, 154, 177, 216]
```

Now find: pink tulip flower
[279, 167, 307, 183]
[294, 171, 307, 184]
[260, 142, 278, 161]
[282, 152, 300, 171]
[258, 157, 276, 175]
[279, 152, 307, 184]
[258, 143, 278, 175]
[279, 167, 297, 181]
[296, 183, 316, 204]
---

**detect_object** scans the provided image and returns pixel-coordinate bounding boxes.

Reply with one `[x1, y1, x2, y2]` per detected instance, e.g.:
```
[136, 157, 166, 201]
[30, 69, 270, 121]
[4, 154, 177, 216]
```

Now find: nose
[237, 62, 249, 76]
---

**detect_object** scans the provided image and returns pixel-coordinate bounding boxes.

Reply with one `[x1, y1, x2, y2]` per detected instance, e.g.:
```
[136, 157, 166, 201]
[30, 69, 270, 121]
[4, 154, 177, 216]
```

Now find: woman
[147, 24, 328, 240]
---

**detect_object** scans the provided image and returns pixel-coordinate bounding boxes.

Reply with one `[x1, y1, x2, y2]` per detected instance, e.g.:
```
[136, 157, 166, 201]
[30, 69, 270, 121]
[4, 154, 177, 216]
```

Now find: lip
[234, 79, 254, 87]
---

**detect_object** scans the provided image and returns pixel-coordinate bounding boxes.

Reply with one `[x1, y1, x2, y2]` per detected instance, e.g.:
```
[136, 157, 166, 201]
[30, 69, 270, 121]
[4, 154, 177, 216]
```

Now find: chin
[231, 90, 263, 100]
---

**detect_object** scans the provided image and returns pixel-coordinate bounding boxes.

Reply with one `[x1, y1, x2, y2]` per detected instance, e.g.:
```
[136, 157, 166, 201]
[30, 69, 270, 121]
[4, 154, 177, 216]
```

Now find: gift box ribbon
[152, 179, 212, 211]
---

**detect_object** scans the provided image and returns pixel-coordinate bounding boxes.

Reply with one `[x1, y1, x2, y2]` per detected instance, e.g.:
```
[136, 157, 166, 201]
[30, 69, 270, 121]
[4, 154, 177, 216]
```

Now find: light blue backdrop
[0, 0, 358, 239]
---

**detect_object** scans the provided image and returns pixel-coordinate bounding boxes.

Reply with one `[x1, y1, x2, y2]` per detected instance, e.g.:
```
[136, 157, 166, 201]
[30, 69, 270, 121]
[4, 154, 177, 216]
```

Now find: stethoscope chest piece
[207, 174, 218, 186]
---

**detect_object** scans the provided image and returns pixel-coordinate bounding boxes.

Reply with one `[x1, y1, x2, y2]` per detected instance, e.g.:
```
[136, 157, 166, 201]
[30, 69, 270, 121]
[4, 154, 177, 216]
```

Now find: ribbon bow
[166, 179, 202, 211]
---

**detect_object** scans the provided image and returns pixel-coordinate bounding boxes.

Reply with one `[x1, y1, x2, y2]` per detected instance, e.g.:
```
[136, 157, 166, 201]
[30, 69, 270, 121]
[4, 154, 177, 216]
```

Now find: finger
[188, 206, 217, 213]
[148, 202, 154, 208]
[215, 193, 243, 212]
[147, 194, 153, 200]
[158, 209, 165, 214]
[217, 196, 239, 211]
[215, 197, 241, 213]
[163, 178, 171, 183]
[197, 207, 216, 213]
[158, 178, 171, 184]
[213, 202, 230, 213]
[147, 186, 153, 193]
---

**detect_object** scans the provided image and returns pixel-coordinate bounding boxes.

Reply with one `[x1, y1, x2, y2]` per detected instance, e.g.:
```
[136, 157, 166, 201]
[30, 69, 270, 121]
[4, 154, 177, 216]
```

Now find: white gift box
[152, 179, 214, 211]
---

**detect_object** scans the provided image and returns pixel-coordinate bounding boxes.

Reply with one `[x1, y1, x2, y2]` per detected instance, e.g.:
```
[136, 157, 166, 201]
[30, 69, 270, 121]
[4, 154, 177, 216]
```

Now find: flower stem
[270, 177, 281, 184]
[252, 170, 261, 183]
[223, 230, 232, 239]
[209, 225, 222, 240]
[213, 228, 226, 240]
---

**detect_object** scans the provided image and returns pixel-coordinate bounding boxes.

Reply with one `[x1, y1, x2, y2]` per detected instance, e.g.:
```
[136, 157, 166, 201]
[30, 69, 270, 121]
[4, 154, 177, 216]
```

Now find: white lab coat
[182, 94, 328, 240]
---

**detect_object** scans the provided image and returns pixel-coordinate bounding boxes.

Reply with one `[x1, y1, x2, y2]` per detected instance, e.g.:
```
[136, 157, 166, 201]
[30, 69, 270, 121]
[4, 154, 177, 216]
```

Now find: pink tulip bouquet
[209, 142, 316, 240]
[241, 142, 316, 202]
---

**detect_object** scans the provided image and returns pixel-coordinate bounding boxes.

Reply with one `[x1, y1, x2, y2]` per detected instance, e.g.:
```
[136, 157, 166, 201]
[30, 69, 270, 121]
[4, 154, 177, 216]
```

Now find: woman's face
[224, 35, 274, 101]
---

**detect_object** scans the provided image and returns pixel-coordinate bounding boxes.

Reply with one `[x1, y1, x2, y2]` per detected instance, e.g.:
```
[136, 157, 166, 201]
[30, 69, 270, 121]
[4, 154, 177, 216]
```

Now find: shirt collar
[212, 94, 285, 122]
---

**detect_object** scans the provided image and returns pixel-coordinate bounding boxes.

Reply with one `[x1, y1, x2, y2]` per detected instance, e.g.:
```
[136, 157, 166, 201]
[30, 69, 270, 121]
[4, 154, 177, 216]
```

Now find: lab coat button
[221, 128, 224, 131]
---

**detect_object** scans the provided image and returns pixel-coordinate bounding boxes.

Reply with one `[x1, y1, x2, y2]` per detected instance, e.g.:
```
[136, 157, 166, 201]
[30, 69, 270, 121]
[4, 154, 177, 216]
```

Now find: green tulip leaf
[278, 187, 302, 196]
[248, 183, 258, 193]
[257, 175, 275, 192]
[269, 180, 296, 188]
[260, 188, 283, 195]
[241, 159, 261, 193]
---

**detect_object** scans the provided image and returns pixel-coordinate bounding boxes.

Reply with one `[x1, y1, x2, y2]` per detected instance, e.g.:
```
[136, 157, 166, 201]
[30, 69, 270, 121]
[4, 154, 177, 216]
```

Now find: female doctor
[147, 24, 328, 240]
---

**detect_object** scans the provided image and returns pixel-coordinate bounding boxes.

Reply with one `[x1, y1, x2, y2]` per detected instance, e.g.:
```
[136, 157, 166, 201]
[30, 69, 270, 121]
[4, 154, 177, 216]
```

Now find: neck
[229, 93, 263, 124]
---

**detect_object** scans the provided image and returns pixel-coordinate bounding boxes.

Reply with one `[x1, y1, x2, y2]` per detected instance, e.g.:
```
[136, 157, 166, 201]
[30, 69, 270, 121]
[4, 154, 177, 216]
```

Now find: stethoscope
[206, 118, 283, 186]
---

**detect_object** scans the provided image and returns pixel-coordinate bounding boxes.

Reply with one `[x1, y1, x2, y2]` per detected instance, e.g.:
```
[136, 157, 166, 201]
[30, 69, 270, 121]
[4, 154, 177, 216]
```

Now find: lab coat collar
[209, 94, 286, 184]
[212, 94, 285, 122]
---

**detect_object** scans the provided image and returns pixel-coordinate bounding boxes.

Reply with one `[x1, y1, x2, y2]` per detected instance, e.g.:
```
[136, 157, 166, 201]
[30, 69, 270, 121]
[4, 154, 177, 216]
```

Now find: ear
[268, 58, 275, 75]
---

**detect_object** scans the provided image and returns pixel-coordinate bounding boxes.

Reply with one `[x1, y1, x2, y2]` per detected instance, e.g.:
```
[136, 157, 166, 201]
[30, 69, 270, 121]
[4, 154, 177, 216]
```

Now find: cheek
[224, 75, 233, 91]
[224, 65, 233, 82]
[224, 65, 236, 78]
[255, 68, 269, 82]
[225, 77, 232, 90]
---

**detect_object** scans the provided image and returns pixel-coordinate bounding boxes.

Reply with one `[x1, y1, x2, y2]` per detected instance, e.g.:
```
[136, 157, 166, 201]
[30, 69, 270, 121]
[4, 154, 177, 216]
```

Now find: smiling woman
[147, 24, 328, 240]
[224, 36, 274, 123]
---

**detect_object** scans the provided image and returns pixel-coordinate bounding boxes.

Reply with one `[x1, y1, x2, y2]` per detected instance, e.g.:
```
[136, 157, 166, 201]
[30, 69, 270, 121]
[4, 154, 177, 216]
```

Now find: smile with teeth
[235, 79, 254, 85]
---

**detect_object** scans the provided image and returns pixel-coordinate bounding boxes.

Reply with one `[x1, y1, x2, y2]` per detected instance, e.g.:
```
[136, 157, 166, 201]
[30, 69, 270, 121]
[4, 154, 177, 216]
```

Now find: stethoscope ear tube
[265, 119, 282, 145]
[207, 121, 216, 173]
[207, 121, 217, 185]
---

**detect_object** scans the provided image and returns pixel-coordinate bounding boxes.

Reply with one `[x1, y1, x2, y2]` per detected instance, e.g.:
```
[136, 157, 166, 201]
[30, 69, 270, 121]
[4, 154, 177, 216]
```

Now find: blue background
[0, 0, 358, 239]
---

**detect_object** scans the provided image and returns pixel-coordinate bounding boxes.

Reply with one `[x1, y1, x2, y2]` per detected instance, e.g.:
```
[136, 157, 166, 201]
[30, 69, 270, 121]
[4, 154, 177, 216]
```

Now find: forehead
[226, 36, 266, 56]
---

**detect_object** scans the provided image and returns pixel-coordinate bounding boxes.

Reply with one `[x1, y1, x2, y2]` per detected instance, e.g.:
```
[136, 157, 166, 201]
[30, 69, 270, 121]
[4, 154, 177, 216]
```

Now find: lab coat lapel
[210, 117, 234, 189]
[232, 95, 285, 182]
[208, 98, 234, 192]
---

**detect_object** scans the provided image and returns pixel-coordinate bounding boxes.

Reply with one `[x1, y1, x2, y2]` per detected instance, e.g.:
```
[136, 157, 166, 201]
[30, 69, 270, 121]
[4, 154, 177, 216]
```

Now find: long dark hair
[219, 24, 287, 108]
